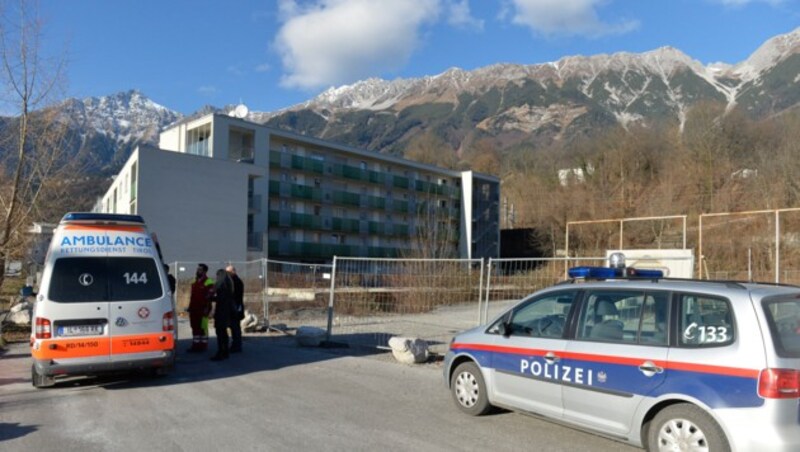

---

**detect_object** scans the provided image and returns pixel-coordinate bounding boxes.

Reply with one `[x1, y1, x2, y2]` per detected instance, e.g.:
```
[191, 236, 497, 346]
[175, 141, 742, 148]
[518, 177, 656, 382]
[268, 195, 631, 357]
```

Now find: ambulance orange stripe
[63, 225, 145, 232]
[31, 333, 174, 360]
[31, 337, 110, 359]
[111, 333, 174, 355]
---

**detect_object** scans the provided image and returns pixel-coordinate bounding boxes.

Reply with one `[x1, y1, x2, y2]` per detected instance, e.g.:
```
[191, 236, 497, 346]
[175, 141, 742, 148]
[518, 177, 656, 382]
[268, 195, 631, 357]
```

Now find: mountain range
[10, 27, 800, 174]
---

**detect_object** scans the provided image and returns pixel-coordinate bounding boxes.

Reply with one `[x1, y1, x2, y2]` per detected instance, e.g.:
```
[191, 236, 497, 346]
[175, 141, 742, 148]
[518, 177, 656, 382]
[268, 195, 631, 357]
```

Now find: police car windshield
[763, 297, 800, 358]
[49, 257, 163, 303]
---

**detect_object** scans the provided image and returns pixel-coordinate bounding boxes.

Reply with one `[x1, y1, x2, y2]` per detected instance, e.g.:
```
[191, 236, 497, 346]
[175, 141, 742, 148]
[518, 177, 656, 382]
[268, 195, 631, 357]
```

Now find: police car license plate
[58, 325, 103, 337]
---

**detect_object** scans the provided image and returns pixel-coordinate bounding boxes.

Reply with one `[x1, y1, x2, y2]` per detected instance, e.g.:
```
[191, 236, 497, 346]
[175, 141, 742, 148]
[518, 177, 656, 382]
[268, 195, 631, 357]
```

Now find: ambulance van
[30, 213, 176, 387]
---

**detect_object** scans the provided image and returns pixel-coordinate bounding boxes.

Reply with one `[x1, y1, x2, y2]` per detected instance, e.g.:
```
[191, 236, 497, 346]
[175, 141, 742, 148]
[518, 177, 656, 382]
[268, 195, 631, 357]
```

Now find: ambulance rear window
[762, 297, 800, 358]
[48, 257, 163, 302]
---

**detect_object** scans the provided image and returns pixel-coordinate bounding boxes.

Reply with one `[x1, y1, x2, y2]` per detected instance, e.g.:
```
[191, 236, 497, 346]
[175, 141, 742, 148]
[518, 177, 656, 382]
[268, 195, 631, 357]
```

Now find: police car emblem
[597, 371, 607, 383]
[137, 307, 150, 319]
[116, 317, 128, 327]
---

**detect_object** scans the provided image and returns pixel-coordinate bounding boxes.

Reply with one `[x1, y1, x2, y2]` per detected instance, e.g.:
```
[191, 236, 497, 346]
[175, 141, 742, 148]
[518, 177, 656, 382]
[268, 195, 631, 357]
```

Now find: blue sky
[39, 0, 800, 114]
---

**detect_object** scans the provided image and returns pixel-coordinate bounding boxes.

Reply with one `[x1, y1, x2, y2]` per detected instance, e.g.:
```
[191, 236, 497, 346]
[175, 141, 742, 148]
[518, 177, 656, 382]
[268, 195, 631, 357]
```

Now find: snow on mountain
[733, 27, 800, 80]
[61, 89, 181, 144]
[280, 28, 799, 120]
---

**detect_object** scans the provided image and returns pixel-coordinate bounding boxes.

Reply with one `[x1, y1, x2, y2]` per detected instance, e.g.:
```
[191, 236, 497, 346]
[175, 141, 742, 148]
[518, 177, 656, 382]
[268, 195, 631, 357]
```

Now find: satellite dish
[234, 103, 249, 118]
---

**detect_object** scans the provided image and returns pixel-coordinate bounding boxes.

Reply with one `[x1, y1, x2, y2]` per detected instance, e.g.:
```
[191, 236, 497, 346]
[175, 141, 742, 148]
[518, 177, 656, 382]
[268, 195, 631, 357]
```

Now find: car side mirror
[498, 321, 511, 338]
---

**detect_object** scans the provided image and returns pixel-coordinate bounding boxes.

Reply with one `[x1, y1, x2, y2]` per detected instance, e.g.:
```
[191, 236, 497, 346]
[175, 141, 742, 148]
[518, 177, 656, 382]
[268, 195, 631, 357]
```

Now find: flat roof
[164, 112, 500, 183]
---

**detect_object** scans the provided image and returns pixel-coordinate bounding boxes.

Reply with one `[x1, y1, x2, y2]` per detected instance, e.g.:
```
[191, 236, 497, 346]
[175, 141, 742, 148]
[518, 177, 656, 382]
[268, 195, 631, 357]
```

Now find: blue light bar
[61, 212, 145, 224]
[568, 266, 664, 279]
[626, 268, 664, 278]
[568, 267, 620, 279]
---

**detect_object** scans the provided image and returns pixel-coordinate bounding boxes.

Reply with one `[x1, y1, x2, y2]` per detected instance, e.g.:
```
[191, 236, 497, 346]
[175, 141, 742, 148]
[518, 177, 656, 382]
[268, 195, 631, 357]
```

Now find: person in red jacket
[188, 263, 214, 352]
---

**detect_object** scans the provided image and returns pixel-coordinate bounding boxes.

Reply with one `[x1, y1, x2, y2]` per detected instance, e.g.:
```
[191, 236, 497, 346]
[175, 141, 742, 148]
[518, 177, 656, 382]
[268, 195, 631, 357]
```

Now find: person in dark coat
[226, 265, 245, 353]
[209, 269, 235, 361]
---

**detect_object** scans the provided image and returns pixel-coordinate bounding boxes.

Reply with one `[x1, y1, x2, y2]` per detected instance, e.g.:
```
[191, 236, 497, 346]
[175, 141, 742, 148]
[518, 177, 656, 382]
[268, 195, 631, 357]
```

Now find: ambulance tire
[31, 365, 55, 388]
[451, 361, 493, 416]
[647, 403, 729, 452]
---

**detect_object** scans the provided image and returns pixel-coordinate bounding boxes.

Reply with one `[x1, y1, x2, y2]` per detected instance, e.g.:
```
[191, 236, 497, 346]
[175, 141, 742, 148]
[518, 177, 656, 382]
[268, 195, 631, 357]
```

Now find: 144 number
[123, 272, 148, 284]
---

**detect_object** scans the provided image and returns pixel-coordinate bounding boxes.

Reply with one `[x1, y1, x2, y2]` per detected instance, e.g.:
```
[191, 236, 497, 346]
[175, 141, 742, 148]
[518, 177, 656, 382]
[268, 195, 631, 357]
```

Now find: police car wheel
[647, 404, 729, 452]
[451, 362, 492, 416]
[31, 365, 55, 388]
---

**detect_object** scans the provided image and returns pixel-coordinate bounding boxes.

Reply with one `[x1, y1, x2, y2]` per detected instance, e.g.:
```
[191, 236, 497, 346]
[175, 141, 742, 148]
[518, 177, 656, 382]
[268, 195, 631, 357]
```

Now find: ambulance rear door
[44, 253, 112, 366]
[105, 229, 170, 361]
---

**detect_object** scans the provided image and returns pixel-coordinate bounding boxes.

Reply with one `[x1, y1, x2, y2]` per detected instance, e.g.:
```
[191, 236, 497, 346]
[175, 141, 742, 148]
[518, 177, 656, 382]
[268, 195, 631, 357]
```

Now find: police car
[443, 258, 800, 451]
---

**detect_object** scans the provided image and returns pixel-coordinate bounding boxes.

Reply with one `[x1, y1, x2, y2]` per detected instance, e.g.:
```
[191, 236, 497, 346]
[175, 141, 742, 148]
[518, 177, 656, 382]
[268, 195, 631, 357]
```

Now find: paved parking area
[0, 321, 639, 452]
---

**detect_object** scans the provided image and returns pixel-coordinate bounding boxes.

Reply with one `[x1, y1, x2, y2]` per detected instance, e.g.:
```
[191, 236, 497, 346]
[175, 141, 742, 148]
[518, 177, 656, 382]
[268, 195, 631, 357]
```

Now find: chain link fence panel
[329, 257, 484, 353]
[265, 260, 332, 330]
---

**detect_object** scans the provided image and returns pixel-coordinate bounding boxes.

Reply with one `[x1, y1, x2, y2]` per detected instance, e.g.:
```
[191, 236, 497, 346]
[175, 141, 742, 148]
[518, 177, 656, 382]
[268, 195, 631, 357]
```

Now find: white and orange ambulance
[30, 213, 176, 387]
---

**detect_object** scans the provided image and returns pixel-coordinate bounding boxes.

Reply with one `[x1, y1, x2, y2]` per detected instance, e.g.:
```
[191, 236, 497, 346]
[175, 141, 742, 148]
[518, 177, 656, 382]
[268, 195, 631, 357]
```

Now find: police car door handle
[638, 361, 663, 375]
[544, 352, 560, 364]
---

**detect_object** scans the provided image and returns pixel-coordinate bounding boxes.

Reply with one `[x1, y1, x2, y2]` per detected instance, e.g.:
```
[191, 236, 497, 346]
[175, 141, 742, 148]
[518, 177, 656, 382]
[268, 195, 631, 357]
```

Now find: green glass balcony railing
[392, 175, 409, 189]
[392, 200, 409, 213]
[269, 180, 280, 195]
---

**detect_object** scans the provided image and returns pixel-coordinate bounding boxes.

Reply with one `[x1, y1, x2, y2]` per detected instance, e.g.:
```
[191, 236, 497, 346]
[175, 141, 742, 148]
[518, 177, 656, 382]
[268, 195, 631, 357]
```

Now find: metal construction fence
[328, 257, 484, 352]
[170, 254, 695, 352]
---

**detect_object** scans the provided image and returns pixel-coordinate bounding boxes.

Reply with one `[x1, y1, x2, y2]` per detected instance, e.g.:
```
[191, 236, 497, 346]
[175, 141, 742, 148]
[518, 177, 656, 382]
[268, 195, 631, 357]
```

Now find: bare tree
[0, 0, 70, 290]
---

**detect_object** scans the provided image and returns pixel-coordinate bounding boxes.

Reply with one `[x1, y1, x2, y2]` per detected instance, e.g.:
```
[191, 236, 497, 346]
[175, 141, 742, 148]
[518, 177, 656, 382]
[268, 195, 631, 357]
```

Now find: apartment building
[96, 113, 499, 263]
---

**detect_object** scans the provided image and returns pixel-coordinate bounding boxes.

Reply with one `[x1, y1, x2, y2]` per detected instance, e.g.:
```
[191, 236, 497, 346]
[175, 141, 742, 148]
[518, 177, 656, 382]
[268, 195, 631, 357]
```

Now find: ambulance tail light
[35, 317, 52, 339]
[759, 368, 800, 399]
[162, 311, 175, 332]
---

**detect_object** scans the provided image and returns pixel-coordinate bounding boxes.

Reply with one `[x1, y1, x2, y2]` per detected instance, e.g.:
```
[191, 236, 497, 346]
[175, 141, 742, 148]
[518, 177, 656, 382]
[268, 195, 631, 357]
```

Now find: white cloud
[508, 0, 639, 38]
[198, 86, 217, 96]
[447, 0, 484, 31]
[275, 0, 440, 89]
[255, 63, 271, 73]
[227, 65, 244, 76]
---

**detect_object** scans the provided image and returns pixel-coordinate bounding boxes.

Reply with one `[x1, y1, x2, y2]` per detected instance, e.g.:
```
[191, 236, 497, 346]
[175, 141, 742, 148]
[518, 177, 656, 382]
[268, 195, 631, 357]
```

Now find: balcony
[247, 232, 263, 251]
[392, 175, 409, 189]
[269, 180, 280, 195]
[248, 194, 261, 213]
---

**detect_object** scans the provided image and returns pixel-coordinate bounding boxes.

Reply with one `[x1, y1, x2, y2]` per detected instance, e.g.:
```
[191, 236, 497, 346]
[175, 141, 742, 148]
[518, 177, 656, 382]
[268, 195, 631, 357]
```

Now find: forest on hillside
[404, 101, 800, 280]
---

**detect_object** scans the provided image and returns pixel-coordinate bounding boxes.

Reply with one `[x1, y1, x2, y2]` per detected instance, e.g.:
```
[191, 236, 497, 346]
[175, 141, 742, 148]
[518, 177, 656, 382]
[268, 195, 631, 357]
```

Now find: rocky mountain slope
[264, 27, 800, 156]
[3, 28, 798, 173]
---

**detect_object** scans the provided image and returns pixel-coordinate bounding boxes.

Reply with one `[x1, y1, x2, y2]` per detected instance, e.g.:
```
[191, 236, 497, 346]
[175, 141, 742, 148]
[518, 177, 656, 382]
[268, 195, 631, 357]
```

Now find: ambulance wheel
[451, 361, 493, 416]
[31, 365, 55, 388]
[647, 403, 729, 452]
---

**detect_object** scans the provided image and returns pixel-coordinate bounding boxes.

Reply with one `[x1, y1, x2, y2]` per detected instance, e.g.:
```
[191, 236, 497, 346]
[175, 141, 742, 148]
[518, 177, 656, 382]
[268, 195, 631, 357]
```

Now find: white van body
[30, 213, 176, 387]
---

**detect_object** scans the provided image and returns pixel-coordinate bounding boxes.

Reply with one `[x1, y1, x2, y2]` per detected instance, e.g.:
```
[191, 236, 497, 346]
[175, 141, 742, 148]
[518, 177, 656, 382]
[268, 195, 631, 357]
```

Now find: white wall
[135, 146, 265, 263]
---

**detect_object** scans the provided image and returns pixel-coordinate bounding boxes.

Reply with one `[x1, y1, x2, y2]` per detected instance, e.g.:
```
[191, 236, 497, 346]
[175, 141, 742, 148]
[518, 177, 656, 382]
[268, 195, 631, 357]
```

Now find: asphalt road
[1, 321, 639, 452]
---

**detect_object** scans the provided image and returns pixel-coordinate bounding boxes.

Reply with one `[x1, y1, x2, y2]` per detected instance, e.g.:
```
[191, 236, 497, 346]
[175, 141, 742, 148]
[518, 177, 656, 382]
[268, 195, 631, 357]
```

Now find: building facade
[97, 113, 499, 263]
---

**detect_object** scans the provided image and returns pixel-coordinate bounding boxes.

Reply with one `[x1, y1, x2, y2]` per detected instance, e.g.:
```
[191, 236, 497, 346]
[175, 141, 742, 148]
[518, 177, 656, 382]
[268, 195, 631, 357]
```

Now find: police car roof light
[567, 266, 664, 280]
[61, 212, 145, 224]
[568, 266, 620, 279]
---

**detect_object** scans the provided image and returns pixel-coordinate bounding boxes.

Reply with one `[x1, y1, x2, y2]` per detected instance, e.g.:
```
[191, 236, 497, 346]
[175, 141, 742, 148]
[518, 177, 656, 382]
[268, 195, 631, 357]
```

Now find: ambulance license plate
[58, 324, 103, 336]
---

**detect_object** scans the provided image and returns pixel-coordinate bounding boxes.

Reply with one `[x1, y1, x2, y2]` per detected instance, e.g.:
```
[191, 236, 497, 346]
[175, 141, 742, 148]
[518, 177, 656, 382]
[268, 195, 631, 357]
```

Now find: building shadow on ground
[0, 422, 38, 441]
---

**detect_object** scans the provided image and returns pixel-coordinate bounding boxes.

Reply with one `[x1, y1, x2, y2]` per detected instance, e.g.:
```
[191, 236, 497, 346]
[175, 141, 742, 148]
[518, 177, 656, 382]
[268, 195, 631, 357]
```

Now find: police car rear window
[762, 297, 800, 358]
[48, 257, 163, 302]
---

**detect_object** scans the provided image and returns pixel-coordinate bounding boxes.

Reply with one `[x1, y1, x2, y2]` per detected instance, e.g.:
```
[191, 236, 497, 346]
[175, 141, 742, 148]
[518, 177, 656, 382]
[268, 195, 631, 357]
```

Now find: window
[763, 297, 800, 357]
[314, 178, 321, 188]
[314, 205, 321, 215]
[576, 290, 668, 345]
[488, 291, 577, 338]
[360, 161, 367, 170]
[48, 257, 163, 303]
[679, 294, 734, 347]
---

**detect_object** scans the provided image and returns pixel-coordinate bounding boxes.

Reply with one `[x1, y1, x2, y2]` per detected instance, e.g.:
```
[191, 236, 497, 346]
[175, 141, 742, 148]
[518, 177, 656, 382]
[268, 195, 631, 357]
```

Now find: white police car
[443, 263, 800, 451]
